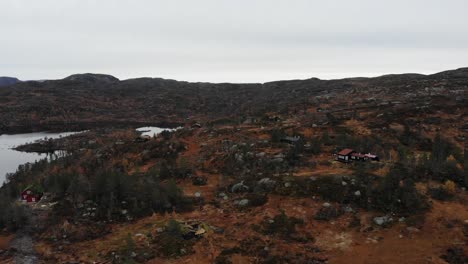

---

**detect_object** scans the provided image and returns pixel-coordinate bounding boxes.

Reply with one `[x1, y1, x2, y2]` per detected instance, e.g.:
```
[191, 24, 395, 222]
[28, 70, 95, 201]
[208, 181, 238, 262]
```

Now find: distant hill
[64, 73, 119, 83]
[0, 77, 20, 87]
[0, 68, 466, 134]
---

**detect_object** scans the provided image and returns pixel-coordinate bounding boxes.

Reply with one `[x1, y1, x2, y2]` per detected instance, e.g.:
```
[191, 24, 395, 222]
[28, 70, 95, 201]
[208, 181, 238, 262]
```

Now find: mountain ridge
[53, 67, 468, 85]
[0, 67, 466, 134]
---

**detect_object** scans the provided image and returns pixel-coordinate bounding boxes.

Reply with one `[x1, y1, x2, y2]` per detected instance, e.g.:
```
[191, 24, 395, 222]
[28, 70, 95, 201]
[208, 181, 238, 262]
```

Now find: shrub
[245, 193, 268, 207]
[270, 129, 286, 143]
[0, 203, 28, 231]
[260, 210, 304, 239]
[306, 138, 322, 155]
[441, 247, 468, 264]
[371, 165, 429, 215]
[166, 219, 183, 236]
[314, 205, 343, 221]
[192, 176, 208, 186]
[309, 176, 349, 202]
[215, 255, 233, 264]
[154, 219, 195, 258]
[429, 180, 456, 201]
[122, 233, 137, 263]
[156, 232, 193, 257]
[429, 187, 454, 201]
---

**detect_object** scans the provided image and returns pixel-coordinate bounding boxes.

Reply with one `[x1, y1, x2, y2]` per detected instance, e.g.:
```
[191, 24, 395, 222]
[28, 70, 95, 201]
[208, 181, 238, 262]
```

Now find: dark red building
[336, 148, 379, 163]
[336, 148, 355, 163]
[21, 186, 42, 203]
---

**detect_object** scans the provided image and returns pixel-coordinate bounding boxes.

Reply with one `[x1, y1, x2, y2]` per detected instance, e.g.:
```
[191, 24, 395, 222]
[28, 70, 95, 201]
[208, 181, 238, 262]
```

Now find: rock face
[0, 76, 19, 87]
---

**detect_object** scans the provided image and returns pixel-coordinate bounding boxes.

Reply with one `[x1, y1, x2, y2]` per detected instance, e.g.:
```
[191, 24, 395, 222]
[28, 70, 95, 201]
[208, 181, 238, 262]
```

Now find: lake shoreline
[0, 120, 184, 136]
[1, 125, 182, 184]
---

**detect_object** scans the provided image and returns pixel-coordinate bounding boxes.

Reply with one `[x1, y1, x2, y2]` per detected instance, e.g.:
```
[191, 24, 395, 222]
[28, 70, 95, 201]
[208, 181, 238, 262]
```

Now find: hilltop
[0, 76, 20, 87]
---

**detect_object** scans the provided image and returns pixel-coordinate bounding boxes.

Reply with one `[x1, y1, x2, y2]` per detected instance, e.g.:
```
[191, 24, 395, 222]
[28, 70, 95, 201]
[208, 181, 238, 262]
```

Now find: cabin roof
[21, 184, 43, 194]
[337, 148, 354, 156]
[22, 184, 35, 193]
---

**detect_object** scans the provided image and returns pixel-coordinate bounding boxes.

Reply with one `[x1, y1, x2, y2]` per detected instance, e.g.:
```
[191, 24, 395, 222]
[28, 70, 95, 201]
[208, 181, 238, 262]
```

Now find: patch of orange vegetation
[0, 234, 13, 250]
[258, 147, 283, 155]
[130, 160, 158, 174]
[38, 179, 468, 264]
[34, 241, 54, 261]
[302, 128, 315, 138]
[388, 123, 404, 133]
[344, 120, 372, 136]
[257, 133, 271, 140]
[316, 231, 353, 251]
[373, 165, 390, 177]
[294, 166, 353, 178]
[64, 195, 335, 263]
[330, 199, 468, 264]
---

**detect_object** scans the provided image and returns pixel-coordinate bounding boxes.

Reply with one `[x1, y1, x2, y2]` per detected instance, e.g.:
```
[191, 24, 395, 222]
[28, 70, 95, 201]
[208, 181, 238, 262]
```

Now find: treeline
[45, 170, 193, 221]
[0, 151, 194, 230]
[0, 194, 28, 230]
[394, 133, 465, 187]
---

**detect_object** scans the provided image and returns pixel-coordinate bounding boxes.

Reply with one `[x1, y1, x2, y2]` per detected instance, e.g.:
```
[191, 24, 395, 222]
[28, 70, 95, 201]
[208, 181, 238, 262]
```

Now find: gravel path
[9, 206, 38, 264]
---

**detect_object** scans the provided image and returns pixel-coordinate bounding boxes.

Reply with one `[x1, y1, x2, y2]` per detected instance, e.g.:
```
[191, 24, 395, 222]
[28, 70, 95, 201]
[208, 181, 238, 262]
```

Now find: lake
[0, 131, 79, 185]
[136, 126, 179, 137]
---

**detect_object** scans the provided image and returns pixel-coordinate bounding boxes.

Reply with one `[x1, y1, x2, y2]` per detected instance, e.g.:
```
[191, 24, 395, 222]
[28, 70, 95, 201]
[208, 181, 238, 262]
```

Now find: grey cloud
[0, 0, 467, 82]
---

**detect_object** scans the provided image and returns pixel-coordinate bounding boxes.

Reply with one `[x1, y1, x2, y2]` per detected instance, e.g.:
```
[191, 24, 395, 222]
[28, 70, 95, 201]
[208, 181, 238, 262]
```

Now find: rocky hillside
[0, 68, 466, 263]
[0, 68, 466, 134]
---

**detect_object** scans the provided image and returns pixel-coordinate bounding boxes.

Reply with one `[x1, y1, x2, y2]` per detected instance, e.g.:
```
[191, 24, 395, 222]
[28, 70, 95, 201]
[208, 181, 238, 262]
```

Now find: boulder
[236, 199, 249, 207]
[343, 206, 354, 213]
[231, 181, 249, 193]
[373, 215, 393, 226]
[272, 158, 284, 163]
[219, 192, 229, 200]
[257, 178, 276, 189]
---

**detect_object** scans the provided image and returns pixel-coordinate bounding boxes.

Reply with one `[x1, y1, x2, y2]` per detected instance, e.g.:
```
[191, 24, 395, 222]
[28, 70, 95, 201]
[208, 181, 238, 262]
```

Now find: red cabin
[336, 148, 380, 163]
[336, 148, 355, 163]
[21, 186, 42, 203]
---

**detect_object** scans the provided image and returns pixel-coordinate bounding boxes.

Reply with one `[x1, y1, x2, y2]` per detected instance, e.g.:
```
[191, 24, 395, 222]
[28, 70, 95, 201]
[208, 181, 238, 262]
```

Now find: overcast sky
[1, 0, 468, 83]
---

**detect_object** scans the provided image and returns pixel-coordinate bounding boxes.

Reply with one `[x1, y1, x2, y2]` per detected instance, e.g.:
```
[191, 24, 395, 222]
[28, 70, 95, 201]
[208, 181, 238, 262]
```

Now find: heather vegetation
[0, 69, 466, 263]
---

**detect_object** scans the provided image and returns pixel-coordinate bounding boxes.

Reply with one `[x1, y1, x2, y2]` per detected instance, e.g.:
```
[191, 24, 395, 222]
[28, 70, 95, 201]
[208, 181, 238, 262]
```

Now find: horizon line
[3, 66, 467, 84]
